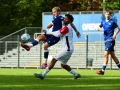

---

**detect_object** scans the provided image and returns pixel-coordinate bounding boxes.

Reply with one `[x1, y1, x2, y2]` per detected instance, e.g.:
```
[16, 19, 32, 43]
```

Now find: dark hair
[65, 14, 74, 22]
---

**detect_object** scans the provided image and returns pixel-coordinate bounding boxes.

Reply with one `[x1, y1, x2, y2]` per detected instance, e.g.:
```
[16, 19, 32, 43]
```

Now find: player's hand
[112, 35, 116, 40]
[76, 31, 81, 38]
[97, 27, 103, 31]
[42, 29, 46, 33]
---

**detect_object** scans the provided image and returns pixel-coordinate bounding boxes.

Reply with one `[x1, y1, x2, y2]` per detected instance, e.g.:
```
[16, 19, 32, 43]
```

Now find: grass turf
[0, 68, 120, 90]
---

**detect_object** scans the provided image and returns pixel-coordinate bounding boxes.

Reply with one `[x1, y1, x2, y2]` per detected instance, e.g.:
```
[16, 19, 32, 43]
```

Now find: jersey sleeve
[46, 26, 69, 37]
[99, 21, 103, 27]
[113, 22, 118, 28]
[59, 26, 69, 35]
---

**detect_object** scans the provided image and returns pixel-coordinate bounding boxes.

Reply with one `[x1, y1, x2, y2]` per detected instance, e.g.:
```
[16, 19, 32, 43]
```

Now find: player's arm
[112, 27, 120, 40]
[70, 23, 81, 38]
[112, 22, 120, 40]
[47, 22, 53, 29]
[97, 21, 103, 31]
[97, 27, 103, 31]
[47, 17, 59, 29]
[46, 26, 69, 37]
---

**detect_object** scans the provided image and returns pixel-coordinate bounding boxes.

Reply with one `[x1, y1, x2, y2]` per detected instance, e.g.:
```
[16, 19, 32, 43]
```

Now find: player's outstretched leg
[41, 42, 50, 69]
[20, 43, 30, 51]
[20, 39, 39, 51]
[34, 67, 50, 79]
[34, 73, 44, 79]
[74, 73, 81, 80]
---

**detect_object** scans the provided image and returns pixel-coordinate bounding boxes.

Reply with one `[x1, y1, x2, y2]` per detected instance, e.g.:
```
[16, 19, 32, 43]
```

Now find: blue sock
[102, 64, 107, 72]
[116, 62, 120, 68]
[31, 39, 39, 46]
[44, 50, 49, 63]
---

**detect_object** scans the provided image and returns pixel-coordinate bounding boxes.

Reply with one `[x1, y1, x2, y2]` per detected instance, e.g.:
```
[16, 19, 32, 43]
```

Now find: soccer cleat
[20, 43, 30, 51]
[74, 73, 81, 80]
[96, 70, 104, 75]
[34, 73, 44, 79]
[41, 63, 47, 69]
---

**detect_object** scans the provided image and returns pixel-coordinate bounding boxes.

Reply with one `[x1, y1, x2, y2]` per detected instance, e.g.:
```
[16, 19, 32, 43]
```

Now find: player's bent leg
[20, 43, 30, 51]
[41, 42, 50, 69]
[31, 35, 46, 47]
[110, 52, 120, 69]
[96, 51, 109, 75]
[61, 63, 81, 79]
[48, 58, 57, 70]
[34, 58, 57, 79]
[36, 34, 46, 41]
[21, 34, 46, 51]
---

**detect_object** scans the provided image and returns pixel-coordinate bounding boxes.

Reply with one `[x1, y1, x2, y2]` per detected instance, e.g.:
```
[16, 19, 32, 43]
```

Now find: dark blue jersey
[99, 19, 118, 41]
[52, 15, 64, 32]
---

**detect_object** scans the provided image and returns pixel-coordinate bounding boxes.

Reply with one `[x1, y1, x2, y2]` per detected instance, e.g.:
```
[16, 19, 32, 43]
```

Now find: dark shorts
[105, 40, 115, 51]
[44, 34, 60, 47]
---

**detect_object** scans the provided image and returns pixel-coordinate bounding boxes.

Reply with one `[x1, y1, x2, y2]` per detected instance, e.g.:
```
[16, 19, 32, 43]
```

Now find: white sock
[35, 39, 39, 42]
[42, 67, 50, 77]
[27, 44, 33, 48]
[70, 69, 78, 76]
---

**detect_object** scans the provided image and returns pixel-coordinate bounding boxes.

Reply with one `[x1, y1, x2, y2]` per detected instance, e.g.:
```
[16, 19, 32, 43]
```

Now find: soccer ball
[21, 33, 30, 42]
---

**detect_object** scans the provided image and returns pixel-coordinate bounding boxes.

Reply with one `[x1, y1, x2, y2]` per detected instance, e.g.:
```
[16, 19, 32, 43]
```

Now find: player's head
[52, 7, 61, 17]
[104, 10, 112, 20]
[64, 14, 74, 25]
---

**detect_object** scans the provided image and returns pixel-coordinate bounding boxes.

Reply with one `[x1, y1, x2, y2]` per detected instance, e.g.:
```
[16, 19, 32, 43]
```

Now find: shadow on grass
[0, 74, 120, 90]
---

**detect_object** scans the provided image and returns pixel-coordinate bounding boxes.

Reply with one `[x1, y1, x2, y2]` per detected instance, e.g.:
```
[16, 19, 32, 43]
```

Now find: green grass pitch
[0, 68, 120, 90]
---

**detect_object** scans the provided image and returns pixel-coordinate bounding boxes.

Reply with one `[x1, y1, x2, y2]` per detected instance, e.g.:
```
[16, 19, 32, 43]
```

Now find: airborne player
[34, 14, 81, 80]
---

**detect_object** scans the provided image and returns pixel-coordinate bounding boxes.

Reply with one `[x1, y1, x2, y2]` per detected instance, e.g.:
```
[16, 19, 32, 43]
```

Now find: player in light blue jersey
[21, 7, 81, 68]
[96, 10, 120, 75]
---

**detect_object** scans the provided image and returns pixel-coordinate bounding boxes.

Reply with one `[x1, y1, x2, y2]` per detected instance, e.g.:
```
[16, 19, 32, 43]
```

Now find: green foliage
[101, 0, 120, 10]
[0, 0, 120, 35]
[0, 0, 52, 35]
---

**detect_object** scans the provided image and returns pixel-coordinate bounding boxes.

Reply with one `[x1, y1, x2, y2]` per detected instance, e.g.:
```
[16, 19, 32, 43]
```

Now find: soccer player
[34, 14, 80, 80]
[21, 7, 81, 68]
[96, 10, 120, 75]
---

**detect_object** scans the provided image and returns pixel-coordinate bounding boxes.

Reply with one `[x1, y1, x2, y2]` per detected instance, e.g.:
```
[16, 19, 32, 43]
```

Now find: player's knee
[51, 58, 57, 63]
[104, 54, 108, 58]
[37, 35, 45, 41]
[111, 54, 116, 59]
[44, 43, 49, 50]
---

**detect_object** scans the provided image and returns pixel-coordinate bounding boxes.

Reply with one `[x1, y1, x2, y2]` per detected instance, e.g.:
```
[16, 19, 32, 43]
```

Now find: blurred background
[0, 0, 120, 69]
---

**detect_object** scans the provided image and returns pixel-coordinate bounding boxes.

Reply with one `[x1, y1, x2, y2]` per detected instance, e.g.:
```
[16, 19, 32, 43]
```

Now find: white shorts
[54, 49, 73, 65]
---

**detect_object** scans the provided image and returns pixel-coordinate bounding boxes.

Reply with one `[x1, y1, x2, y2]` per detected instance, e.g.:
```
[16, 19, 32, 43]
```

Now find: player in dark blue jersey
[96, 10, 120, 75]
[21, 7, 81, 68]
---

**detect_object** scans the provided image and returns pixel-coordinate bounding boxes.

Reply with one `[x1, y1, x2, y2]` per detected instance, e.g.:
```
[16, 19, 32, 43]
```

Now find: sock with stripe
[116, 62, 120, 69]
[101, 64, 107, 72]
[44, 50, 49, 63]
[31, 39, 39, 46]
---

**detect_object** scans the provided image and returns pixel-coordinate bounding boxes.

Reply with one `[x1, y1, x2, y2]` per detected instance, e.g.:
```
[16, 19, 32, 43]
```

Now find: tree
[101, 0, 120, 10]
[0, 0, 120, 35]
